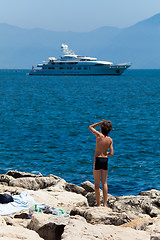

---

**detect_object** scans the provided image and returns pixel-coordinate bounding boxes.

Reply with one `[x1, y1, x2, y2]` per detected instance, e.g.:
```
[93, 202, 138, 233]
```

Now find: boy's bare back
[95, 133, 112, 157]
[89, 120, 114, 158]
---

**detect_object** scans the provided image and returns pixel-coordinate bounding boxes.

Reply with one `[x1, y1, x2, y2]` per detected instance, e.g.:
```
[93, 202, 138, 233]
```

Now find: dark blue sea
[0, 69, 159, 196]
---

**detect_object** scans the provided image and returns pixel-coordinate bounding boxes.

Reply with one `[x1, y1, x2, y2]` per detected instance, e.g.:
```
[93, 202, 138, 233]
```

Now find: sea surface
[0, 69, 159, 196]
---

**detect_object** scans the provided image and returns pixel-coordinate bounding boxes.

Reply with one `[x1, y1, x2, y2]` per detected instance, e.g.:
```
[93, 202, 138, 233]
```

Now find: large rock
[86, 191, 116, 207]
[6, 170, 41, 178]
[0, 178, 66, 195]
[108, 190, 160, 218]
[70, 206, 130, 226]
[61, 216, 150, 240]
[46, 179, 67, 192]
[139, 189, 160, 198]
[28, 189, 88, 212]
[81, 181, 95, 193]
[28, 212, 68, 240]
[65, 183, 87, 196]
[1, 171, 64, 191]
[0, 225, 43, 239]
[9, 176, 58, 190]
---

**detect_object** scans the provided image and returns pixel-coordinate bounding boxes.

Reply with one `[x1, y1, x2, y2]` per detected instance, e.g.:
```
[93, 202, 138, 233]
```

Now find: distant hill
[0, 13, 160, 69]
[99, 13, 160, 69]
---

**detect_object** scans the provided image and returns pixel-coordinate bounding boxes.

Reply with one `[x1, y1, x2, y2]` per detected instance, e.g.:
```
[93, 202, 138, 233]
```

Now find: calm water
[0, 69, 159, 196]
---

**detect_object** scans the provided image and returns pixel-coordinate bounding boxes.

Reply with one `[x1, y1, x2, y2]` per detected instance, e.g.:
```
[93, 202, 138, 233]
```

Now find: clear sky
[0, 0, 160, 32]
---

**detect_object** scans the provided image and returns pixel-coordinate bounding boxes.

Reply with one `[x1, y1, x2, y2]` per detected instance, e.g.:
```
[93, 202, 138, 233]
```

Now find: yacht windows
[74, 66, 91, 70]
[80, 59, 91, 61]
[66, 62, 78, 64]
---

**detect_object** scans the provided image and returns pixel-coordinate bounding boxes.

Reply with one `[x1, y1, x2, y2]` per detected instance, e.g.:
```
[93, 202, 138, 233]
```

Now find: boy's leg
[101, 170, 108, 207]
[93, 169, 101, 207]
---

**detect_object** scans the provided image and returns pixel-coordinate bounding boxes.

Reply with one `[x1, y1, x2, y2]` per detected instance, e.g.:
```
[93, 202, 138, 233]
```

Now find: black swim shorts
[93, 157, 108, 170]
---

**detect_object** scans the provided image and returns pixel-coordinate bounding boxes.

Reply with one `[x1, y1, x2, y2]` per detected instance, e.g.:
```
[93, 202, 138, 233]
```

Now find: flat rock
[70, 206, 130, 226]
[28, 189, 88, 212]
[0, 225, 43, 239]
[121, 217, 155, 230]
[61, 217, 150, 240]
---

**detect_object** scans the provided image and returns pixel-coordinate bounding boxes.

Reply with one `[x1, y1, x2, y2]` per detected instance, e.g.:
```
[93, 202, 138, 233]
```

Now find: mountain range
[0, 13, 160, 69]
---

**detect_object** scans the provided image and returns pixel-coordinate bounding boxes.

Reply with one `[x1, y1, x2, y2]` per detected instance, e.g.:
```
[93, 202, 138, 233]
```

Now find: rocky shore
[0, 170, 160, 240]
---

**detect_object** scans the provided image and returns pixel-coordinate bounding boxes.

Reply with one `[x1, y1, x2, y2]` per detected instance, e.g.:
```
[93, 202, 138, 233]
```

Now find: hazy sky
[0, 0, 160, 32]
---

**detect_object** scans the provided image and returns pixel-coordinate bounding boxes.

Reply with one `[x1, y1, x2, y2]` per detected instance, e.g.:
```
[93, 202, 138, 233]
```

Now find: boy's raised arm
[89, 121, 103, 137]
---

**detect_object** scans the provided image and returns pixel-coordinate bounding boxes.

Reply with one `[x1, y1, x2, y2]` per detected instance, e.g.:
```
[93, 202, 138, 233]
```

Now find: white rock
[70, 206, 130, 226]
[61, 217, 150, 240]
[0, 226, 43, 239]
[146, 217, 160, 233]
[46, 179, 67, 192]
[28, 189, 88, 212]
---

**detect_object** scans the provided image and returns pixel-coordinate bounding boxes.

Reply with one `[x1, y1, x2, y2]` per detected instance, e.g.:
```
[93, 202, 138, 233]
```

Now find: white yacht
[29, 44, 131, 76]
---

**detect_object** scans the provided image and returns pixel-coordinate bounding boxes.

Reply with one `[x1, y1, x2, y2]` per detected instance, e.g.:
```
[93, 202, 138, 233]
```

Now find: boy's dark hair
[101, 120, 112, 136]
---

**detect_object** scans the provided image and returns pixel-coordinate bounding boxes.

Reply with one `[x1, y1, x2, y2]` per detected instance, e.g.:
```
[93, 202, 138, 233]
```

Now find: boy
[89, 120, 114, 207]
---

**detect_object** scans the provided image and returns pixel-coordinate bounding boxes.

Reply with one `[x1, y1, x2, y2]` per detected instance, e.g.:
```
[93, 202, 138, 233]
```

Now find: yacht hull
[29, 65, 130, 76]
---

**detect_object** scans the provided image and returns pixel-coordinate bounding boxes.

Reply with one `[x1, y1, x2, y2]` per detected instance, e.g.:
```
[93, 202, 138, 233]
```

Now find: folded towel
[0, 190, 35, 215]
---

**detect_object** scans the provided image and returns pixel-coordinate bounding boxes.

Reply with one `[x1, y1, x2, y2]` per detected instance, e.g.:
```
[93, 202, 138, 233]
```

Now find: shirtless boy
[89, 120, 114, 207]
